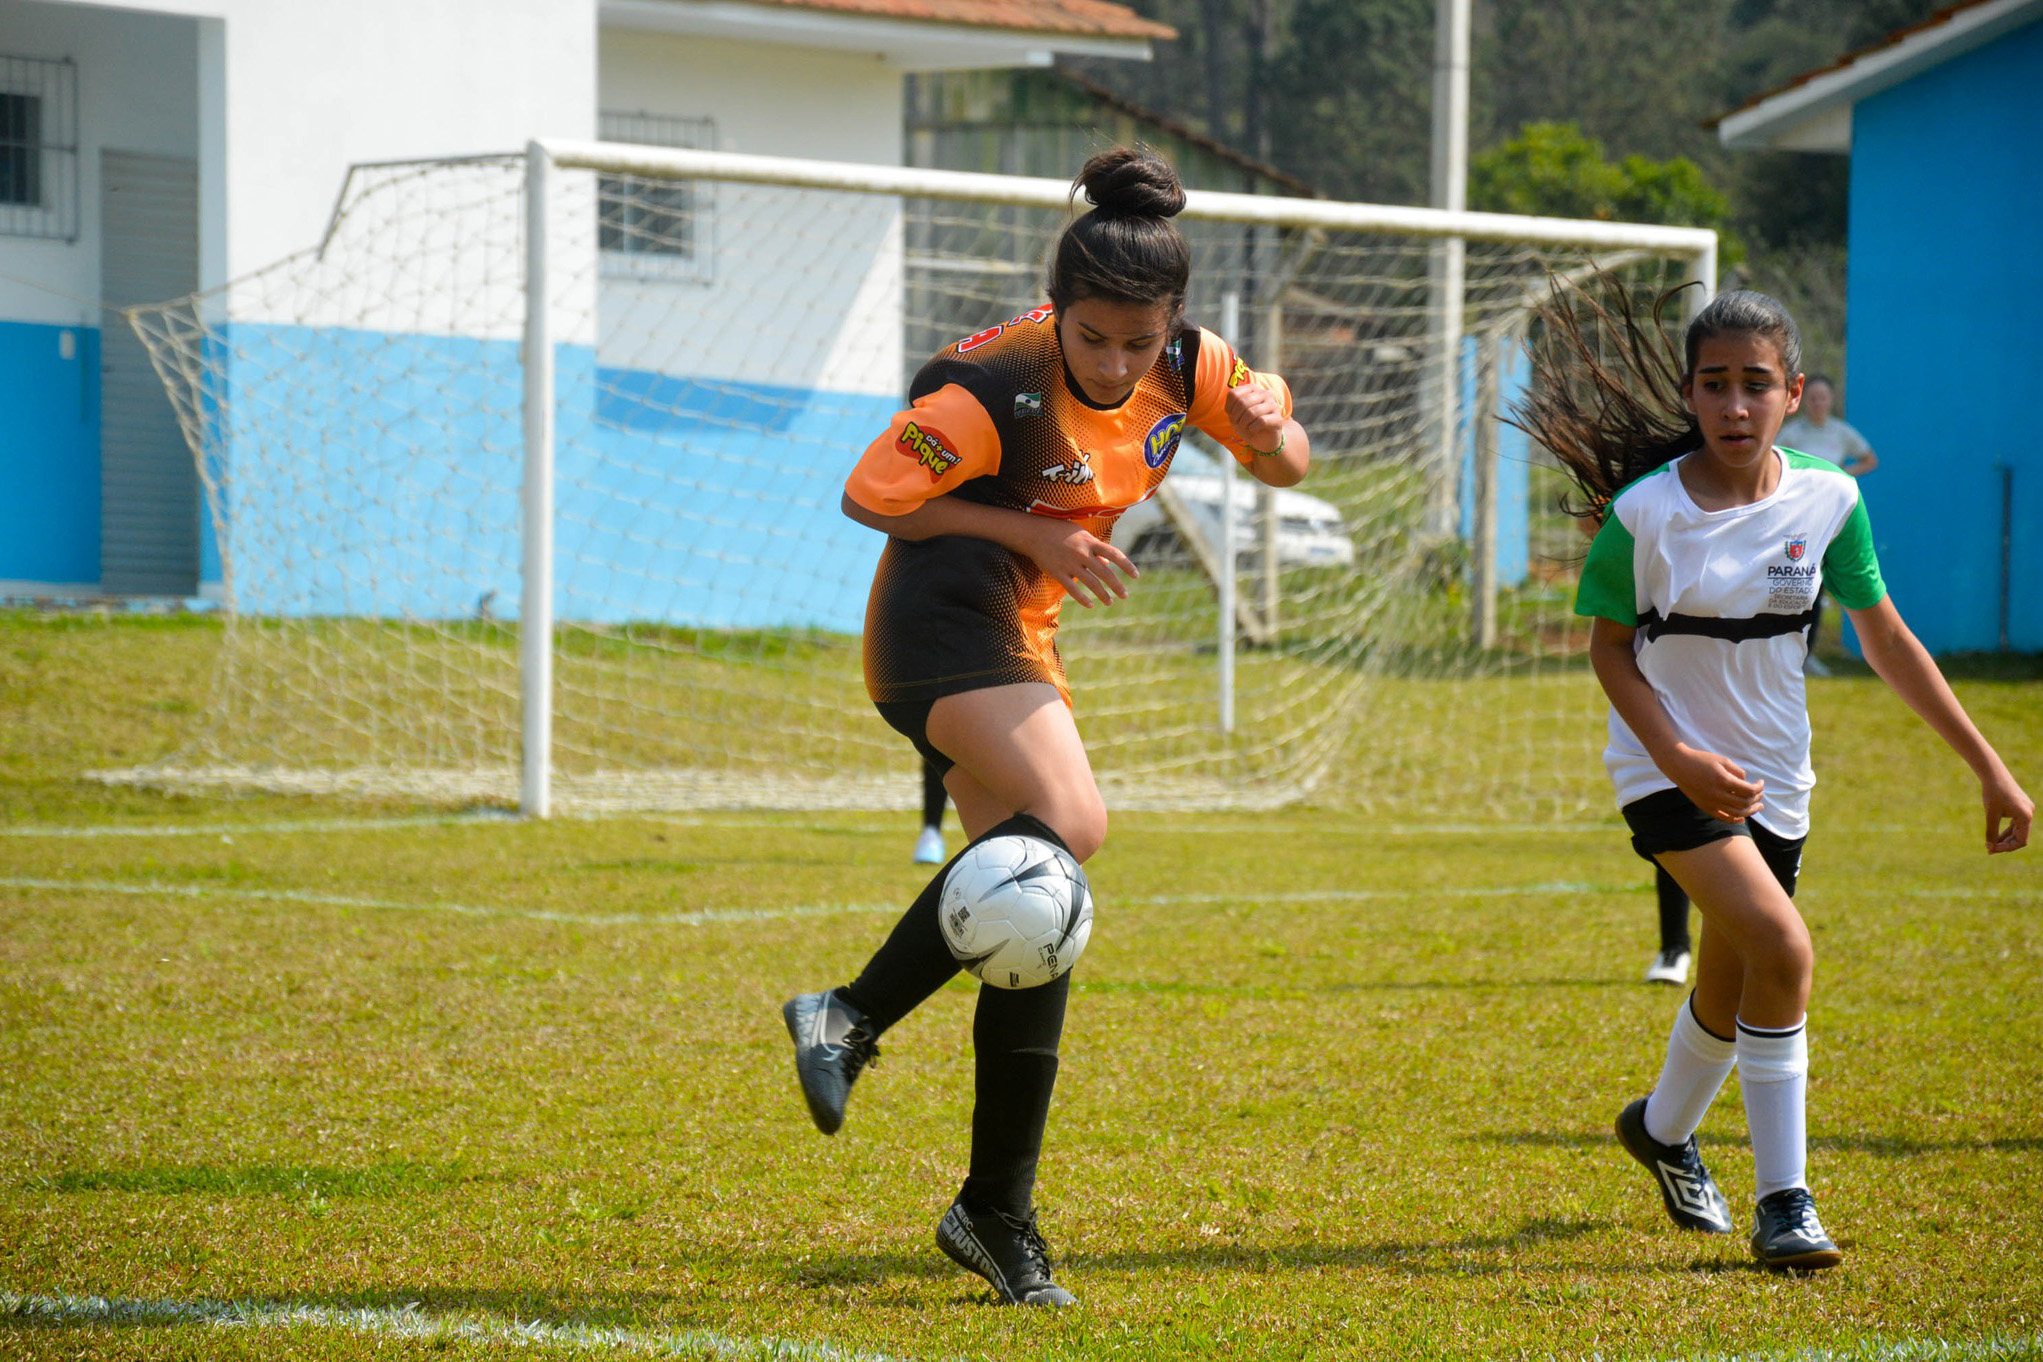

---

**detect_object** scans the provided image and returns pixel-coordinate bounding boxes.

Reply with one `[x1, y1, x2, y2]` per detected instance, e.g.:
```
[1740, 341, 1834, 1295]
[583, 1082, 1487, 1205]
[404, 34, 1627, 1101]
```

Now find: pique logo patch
[1143, 412, 1187, 469]
[896, 421, 961, 480]
[1785, 537, 1807, 562]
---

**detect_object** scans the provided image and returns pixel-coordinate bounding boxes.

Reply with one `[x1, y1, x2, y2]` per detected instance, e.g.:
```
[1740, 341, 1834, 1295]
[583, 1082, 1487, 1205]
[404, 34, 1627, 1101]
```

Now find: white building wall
[0, 0, 199, 326]
[596, 30, 905, 396]
[1, 0, 592, 319]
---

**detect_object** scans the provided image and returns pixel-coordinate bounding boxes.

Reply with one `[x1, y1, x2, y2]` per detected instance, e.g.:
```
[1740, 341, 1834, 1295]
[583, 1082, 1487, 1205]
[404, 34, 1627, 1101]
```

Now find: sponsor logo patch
[1041, 450, 1094, 486]
[895, 421, 961, 480]
[1786, 536, 1807, 562]
[1014, 391, 1044, 418]
[1143, 412, 1188, 469]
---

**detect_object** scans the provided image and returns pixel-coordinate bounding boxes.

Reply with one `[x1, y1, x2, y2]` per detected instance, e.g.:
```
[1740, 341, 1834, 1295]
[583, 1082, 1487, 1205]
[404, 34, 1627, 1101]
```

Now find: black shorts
[1621, 786, 1806, 898]
[876, 697, 952, 778]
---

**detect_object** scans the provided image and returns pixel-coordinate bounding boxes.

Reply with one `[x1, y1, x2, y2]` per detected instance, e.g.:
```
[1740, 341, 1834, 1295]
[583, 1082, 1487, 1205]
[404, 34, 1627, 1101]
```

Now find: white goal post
[120, 140, 1715, 820]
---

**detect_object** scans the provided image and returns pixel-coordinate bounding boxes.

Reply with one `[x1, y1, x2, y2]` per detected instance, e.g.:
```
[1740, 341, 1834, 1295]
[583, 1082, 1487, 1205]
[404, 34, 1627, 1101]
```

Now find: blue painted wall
[0, 320, 101, 586]
[1845, 17, 2043, 653]
[1459, 333, 1531, 589]
[206, 323, 890, 631]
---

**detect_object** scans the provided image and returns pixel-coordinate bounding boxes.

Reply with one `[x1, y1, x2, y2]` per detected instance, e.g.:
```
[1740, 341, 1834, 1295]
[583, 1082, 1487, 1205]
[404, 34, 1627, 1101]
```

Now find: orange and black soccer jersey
[846, 304, 1293, 707]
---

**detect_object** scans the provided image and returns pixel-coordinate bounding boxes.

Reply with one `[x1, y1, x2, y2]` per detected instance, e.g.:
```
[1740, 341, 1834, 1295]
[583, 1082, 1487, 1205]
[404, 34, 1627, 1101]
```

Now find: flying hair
[1511, 278, 1804, 523]
[1048, 146, 1191, 326]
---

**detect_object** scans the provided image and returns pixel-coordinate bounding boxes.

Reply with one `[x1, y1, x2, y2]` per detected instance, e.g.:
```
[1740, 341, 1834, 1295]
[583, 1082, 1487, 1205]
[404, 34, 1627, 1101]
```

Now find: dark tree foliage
[1065, 0, 1950, 251]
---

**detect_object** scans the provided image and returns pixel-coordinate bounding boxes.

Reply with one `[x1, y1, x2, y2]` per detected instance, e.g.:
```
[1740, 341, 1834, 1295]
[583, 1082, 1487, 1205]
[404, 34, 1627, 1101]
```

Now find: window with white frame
[598, 111, 714, 283]
[1, 54, 78, 240]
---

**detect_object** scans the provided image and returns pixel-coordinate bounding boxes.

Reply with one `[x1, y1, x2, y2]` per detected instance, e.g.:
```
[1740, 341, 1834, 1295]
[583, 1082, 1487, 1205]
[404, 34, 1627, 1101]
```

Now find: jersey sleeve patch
[846, 383, 1002, 518]
[1574, 513, 1640, 624]
[895, 421, 962, 480]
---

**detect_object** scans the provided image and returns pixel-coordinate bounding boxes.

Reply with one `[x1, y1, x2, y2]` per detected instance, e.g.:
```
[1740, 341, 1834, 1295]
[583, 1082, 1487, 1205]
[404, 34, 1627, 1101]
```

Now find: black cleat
[781, 990, 879, 1136]
[1751, 1187, 1843, 1271]
[1616, 1097, 1733, 1234]
[936, 1198, 1076, 1307]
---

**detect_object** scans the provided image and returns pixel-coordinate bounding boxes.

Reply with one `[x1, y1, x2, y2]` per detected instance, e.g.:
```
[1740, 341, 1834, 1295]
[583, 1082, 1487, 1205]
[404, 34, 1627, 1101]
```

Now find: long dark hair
[1048, 147, 1190, 328]
[1513, 280, 1804, 521]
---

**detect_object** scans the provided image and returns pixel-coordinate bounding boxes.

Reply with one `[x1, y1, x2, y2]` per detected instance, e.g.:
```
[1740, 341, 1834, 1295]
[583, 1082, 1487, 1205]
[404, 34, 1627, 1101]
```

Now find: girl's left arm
[1847, 596, 2033, 852]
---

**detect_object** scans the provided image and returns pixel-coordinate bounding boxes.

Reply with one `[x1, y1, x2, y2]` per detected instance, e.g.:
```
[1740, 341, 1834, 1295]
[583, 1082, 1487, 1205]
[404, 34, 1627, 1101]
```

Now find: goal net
[115, 143, 1713, 817]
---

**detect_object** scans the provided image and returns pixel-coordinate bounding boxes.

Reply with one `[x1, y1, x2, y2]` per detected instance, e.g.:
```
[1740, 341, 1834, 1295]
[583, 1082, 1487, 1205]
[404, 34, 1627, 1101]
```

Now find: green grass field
[3, 610, 2040, 1360]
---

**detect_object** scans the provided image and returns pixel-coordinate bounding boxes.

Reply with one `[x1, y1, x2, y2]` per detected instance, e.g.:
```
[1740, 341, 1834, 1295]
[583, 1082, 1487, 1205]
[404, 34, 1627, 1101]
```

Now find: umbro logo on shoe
[1655, 1158, 1732, 1231]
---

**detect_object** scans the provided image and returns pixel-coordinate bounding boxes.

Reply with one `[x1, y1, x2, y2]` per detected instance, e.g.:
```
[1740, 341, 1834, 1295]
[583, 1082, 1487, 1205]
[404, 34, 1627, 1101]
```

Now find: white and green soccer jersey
[1574, 449, 1887, 838]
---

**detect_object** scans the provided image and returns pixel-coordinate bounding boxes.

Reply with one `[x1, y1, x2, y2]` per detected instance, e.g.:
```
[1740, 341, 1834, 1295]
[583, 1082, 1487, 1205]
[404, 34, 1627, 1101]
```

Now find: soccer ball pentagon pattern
[938, 835, 1094, 989]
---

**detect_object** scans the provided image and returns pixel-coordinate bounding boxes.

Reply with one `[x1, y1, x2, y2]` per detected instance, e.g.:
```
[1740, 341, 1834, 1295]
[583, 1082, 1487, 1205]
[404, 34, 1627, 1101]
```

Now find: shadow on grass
[1469, 1131, 2043, 1157]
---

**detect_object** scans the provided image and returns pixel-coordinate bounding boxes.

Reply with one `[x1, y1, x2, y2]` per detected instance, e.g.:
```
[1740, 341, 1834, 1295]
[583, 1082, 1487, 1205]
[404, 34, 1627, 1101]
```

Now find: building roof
[737, 0, 1173, 40]
[601, 0, 1173, 69]
[1715, 0, 2043, 152]
[1051, 70, 1320, 197]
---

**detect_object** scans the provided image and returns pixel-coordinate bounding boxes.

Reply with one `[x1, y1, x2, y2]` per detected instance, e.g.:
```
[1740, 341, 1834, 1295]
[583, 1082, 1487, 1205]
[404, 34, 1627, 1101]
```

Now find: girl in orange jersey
[781, 147, 1311, 1306]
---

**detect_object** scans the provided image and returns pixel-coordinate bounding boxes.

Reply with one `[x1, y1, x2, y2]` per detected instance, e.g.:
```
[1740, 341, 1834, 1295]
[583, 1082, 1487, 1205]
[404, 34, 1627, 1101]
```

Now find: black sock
[921, 760, 948, 830]
[1655, 866, 1691, 954]
[841, 812, 1071, 1034]
[960, 969, 1070, 1219]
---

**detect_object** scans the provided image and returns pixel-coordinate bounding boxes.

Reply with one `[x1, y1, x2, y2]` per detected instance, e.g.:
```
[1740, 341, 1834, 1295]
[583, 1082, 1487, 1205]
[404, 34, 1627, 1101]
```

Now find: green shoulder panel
[1573, 513, 1640, 625]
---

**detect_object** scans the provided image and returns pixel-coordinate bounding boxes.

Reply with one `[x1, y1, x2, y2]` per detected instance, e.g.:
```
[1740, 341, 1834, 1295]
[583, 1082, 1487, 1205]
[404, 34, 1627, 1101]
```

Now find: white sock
[1737, 1017, 1809, 1200]
[1643, 995, 1738, 1145]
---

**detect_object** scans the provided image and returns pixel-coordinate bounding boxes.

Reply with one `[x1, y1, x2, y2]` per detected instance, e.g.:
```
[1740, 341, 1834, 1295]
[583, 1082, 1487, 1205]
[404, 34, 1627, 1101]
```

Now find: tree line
[1069, 0, 1953, 379]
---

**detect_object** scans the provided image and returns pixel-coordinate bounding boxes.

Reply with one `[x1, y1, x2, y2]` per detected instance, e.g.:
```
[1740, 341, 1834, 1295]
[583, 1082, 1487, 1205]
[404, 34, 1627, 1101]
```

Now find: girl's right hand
[1666, 744, 1765, 823]
[1020, 518, 1138, 608]
[1983, 770, 2033, 854]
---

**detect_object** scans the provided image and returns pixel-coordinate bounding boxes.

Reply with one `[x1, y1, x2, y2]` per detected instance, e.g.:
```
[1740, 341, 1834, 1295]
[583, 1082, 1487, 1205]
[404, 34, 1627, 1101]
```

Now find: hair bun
[1076, 147, 1186, 220]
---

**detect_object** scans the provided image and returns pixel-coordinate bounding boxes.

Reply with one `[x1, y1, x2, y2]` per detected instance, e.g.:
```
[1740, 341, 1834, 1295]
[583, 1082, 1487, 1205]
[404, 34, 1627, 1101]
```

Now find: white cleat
[1645, 948, 1692, 986]
[912, 825, 946, 865]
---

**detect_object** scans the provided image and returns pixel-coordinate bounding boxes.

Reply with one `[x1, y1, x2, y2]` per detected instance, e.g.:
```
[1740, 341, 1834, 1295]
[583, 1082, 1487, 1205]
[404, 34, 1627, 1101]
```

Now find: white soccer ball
[938, 835, 1094, 989]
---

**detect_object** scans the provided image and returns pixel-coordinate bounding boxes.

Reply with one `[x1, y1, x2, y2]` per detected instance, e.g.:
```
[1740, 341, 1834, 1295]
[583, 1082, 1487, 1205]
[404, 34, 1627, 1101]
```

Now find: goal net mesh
[117, 152, 1697, 816]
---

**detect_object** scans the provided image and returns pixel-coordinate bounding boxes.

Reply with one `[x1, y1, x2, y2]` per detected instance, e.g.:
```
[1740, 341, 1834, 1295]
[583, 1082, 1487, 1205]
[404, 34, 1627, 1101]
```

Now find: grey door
[99, 149, 199, 595]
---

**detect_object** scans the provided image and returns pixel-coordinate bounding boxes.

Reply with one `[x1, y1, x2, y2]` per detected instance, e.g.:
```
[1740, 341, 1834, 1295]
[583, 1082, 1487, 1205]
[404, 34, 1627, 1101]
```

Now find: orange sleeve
[1186, 327, 1295, 467]
[844, 382, 1002, 518]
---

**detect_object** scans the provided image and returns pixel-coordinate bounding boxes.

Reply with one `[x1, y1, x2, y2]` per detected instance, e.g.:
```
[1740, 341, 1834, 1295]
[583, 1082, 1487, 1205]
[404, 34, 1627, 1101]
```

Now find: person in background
[914, 756, 949, 864]
[1777, 376, 1876, 676]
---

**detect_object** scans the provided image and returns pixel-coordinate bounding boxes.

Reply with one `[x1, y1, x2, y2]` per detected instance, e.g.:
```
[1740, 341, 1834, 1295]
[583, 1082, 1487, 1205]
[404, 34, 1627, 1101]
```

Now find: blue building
[1719, 0, 2043, 654]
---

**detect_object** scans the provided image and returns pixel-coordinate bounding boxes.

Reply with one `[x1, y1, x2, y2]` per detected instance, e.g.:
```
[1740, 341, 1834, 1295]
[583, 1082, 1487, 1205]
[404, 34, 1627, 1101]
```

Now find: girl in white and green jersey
[1519, 286, 2032, 1271]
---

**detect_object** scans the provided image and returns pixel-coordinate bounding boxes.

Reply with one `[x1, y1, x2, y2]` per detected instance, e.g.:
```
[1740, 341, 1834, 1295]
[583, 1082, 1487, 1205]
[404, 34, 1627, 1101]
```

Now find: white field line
[0, 1290, 916, 1362]
[1, 876, 2033, 928]
[0, 812, 519, 838]
[0, 813, 1632, 839]
[2, 1294, 2035, 1362]
[0, 878, 898, 928]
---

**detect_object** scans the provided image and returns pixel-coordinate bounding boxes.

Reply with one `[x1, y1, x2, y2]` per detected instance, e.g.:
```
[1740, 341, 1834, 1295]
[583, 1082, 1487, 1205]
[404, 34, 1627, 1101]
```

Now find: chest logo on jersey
[1014, 391, 1044, 418]
[1785, 537, 1807, 562]
[1143, 412, 1188, 469]
[896, 421, 961, 481]
[1042, 450, 1095, 486]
